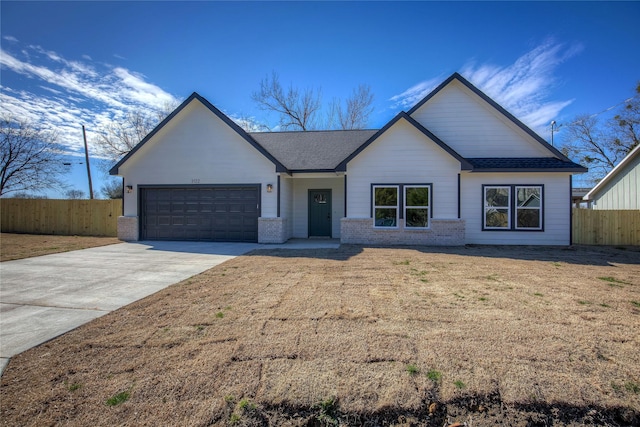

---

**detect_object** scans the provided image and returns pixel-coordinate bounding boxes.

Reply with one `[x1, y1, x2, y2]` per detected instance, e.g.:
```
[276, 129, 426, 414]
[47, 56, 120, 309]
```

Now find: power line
[549, 94, 637, 134]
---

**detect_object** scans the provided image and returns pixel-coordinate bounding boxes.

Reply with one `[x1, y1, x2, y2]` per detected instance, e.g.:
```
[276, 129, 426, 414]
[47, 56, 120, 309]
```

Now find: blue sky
[1, 1, 639, 197]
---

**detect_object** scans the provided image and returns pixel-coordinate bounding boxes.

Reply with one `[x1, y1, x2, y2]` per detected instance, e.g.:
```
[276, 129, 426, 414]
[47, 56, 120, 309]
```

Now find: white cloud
[390, 40, 583, 135]
[3, 35, 18, 42]
[389, 76, 444, 110]
[0, 43, 179, 159]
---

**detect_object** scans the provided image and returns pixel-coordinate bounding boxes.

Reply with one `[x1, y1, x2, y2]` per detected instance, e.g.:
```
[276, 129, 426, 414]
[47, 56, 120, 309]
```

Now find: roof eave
[471, 167, 588, 173]
[289, 168, 340, 174]
[584, 144, 640, 200]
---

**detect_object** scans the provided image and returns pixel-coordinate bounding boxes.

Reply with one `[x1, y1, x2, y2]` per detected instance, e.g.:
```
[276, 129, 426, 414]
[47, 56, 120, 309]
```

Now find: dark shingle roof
[250, 130, 377, 171]
[467, 158, 587, 172]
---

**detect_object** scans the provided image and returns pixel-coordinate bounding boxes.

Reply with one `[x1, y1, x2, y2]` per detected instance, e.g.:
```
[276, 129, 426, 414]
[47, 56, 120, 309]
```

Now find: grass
[426, 369, 442, 382]
[105, 390, 130, 406]
[1, 245, 639, 425]
[315, 397, 339, 425]
[0, 233, 121, 262]
[453, 380, 466, 390]
[598, 276, 630, 287]
[405, 364, 420, 375]
[626, 382, 640, 394]
[65, 382, 82, 392]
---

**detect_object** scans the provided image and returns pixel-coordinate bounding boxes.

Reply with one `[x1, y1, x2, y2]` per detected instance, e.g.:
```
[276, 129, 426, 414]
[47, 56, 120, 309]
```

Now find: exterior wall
[591, 155, 639, 210]
[346, 119, 461, 220]
[291, 175, 344, 238]
[341, 218, 465, 245]
[460, 172, 572, 245]
[118, 100, 277, 219]
[410, 80, 550, 158]
[117, 216, 138, 241]
[258, 217, 289, 243]
[278, 175, 294, 238]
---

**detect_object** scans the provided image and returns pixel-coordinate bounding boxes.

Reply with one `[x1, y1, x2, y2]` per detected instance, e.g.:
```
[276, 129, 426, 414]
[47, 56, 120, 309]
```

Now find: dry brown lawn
[0, 233, 121, 262]
[1, 245, 639, 426]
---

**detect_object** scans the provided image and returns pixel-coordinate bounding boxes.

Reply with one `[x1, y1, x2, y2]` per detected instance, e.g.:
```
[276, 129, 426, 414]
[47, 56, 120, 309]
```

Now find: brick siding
[340, 218, 465, 246]
[258, 217, 290, 243]
[117, 216, 139, 241]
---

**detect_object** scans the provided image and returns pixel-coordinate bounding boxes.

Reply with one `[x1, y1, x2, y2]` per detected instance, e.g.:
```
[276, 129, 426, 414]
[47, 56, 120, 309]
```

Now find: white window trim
[484, 186, 511, 230]
[515, 186, 543, 230]
[404, 185, 431, 229]
[373, 185, 399, 228]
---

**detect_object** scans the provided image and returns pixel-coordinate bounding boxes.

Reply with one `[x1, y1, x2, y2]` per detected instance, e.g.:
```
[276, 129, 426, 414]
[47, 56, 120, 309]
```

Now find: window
[374, 186, 398, 227]
[515, 186, 542, 229]
[372, 184, 432, 228]
[484, 186, 510, 229]
[483, 185, 543, 231]
[405, 186, 430, 228]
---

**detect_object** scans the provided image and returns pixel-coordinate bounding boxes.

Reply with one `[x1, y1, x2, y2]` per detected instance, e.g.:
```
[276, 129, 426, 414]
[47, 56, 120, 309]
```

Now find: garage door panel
[244, 203, 258, 214]
[141, 186, 259, 242]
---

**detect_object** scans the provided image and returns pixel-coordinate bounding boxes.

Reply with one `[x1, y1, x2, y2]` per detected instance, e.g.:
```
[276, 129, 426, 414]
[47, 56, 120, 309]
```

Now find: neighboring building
[571, 187, 591, 208]
[110, 73, 587, 245]
[583, 144, 640, 210]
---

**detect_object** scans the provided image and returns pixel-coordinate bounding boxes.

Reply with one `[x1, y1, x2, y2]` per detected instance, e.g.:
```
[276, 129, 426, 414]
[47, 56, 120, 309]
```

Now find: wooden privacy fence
[1, 199, 122, 237]
[572, 209, 640, 245]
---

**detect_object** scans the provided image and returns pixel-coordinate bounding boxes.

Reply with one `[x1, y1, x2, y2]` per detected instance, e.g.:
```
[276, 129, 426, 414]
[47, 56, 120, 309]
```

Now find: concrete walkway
[0, 239, 340, 376]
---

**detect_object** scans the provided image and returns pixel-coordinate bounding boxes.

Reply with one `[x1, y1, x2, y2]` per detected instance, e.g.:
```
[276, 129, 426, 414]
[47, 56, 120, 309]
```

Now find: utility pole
[550, 120, 560, 146]
[82, 125, 94, 199]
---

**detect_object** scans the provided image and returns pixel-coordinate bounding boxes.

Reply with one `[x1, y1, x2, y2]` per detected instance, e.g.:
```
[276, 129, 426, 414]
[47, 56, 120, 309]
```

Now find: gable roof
[110, 75, 588, 177]
[407, 72, 575, 162]
[109, 92, 286, 175]
[584, 144, 640, 200]
[250, 129, 377, 172]
[336, 112, 473, 171]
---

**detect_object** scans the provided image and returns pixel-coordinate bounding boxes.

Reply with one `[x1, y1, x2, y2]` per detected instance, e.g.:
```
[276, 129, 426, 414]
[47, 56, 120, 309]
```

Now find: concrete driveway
[0, 240, 264, 375]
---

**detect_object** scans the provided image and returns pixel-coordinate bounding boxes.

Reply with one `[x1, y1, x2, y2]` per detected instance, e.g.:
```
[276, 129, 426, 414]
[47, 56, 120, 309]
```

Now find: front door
[308, 189, 332, 237]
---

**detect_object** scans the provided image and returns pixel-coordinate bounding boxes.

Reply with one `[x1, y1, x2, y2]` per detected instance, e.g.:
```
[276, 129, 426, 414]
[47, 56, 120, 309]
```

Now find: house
[109, 73, 587, 246]
[571, 187, 591, 208]
[583, 144, 639, 210]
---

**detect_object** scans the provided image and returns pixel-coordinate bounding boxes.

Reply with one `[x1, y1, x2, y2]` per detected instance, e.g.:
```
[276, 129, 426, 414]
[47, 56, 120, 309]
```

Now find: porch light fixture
[266, 184, 273, 193]
[126, 185, 133, 193]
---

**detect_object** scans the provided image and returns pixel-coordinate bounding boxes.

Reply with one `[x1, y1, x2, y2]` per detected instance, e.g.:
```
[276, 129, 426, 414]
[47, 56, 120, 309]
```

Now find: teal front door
[308, 189, 332, 237]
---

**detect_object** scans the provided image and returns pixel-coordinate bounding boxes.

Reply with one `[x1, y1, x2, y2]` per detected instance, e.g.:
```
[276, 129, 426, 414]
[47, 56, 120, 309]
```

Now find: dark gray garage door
[140, 186, 260, 242]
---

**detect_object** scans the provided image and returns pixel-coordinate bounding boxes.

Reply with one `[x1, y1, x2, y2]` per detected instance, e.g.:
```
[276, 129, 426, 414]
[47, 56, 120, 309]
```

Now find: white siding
[591, 155, 640, 210]
[410, 81, 551, 158]
[346, 119, 460, 219]
[279, 175, 294, 237]
[291, 176, 344, 238]
[119, 100, 277, 217]
[461, 172, 572, 245]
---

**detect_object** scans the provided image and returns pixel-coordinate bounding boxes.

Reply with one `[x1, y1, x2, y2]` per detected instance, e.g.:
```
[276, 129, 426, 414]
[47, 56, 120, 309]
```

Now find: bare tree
[329, 84, 374, 130]
[611, 81, 640, 151]
[233, 114, 271, 133]
[0, 115, 67, 196]
[65, 189, 86, 199]
[252, 72, 322, 131]
[101, 179, 123, 199]
[252, 72, 375, 131]
[10, 192, 48, 199]
[94, 103, 177, 162]
[562, 82, 639, 181]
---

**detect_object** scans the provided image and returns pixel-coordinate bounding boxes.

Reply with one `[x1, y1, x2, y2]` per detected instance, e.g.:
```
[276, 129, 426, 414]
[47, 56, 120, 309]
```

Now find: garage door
[140, 186, 260, 242]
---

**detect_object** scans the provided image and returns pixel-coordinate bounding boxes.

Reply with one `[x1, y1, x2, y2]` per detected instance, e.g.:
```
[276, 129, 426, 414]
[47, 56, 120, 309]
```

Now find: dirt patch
[1, 245, 639, 426]
[0, 233, 121, 261]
